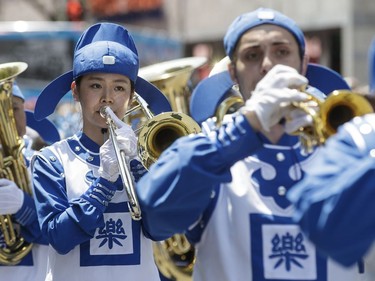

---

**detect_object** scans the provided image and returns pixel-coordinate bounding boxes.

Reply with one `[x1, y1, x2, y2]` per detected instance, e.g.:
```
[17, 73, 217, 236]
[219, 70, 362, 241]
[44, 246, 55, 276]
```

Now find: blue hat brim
[190, 71, 234, 124]
[25, 110, 61, 144]
[34, 71, 73, 121]
[306, 63, 350, 95]
[134, 76, 171, 115]
[34, 71, 171, 121]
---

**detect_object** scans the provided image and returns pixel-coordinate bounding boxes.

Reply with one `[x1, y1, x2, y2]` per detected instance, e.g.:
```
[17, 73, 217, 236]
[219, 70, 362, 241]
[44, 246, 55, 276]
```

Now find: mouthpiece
[100, 106, 109, 118]
[100, 106, 126, 129]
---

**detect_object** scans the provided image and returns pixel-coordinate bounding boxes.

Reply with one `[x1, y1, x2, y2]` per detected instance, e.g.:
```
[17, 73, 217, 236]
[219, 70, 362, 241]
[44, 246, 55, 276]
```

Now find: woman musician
[31, 22, 169, 281]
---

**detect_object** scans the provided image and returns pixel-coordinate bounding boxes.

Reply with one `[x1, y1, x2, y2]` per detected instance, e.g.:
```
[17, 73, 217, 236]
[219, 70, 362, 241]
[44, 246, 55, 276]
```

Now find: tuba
[291, 89, 374, 153]
[0, 62, 33, 265]
[139, 57, 207, 114]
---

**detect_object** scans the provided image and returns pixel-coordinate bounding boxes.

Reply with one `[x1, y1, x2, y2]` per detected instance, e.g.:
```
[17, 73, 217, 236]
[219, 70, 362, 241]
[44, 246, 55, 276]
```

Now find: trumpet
[291, 90, 374, 153]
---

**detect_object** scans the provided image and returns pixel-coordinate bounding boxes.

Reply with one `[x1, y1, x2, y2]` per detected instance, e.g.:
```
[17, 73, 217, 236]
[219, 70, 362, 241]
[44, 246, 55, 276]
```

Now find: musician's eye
[91, 83, 102, 89]
[12, 106, 21, 113]
[275, 47, 291, 58]
[242, 49, 262, 62]
[114, 86, 126, 91]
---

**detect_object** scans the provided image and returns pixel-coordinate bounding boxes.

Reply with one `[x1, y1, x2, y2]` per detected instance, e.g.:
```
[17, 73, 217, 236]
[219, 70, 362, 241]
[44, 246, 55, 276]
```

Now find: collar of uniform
[67, 132, 100, 166]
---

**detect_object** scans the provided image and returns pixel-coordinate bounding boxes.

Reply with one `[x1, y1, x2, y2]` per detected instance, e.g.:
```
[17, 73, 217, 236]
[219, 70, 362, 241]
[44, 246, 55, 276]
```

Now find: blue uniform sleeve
[32, 148, 119, 255]
[287, 114, 375, 266]
[137, 114, 263, 240]
[14, 192, 48, 245]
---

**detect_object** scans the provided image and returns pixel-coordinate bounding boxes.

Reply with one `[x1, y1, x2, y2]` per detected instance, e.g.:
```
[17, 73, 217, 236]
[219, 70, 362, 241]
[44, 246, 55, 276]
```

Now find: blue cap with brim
[224, 7, 305, 59]
[25, 110, 61, 145]
[34, 22, 171, 121]
[190, 71, 235, 124]
[34, 69, 171, 121]
[12, 81, 24, 101]
[306, 63, 350, 95]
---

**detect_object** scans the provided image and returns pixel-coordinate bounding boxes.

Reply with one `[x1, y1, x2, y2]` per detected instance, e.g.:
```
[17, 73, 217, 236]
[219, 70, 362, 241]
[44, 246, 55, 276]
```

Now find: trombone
[100, 93, 201, 221]
[100, 105, 142, 220]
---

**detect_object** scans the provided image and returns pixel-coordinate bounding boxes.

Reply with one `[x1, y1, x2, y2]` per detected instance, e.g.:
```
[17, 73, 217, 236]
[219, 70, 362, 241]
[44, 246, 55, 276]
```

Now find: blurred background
[1, 0, 374, 137]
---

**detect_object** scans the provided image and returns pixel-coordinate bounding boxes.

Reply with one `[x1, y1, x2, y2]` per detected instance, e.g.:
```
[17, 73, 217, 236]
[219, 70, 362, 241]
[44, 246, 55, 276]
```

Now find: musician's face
[229, 24, 306, 100]
[73, 72, 132, 135]
[12, 96, 26, 137]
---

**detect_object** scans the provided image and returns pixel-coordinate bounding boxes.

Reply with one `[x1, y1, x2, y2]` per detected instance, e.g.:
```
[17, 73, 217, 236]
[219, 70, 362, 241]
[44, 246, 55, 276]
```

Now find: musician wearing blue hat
[31, 22, 170, 281]
[134, 7, 365, 281]
[0, 82, 49, 281]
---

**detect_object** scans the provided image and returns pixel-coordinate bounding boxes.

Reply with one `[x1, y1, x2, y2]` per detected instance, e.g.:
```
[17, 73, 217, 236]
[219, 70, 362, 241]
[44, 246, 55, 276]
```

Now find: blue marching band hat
[25, 110, 61, 145]
[34, 22, 171, 121]
[224, 7, 306, 59]
[305, 63, 350, 95]
[190, 71, 235, 125]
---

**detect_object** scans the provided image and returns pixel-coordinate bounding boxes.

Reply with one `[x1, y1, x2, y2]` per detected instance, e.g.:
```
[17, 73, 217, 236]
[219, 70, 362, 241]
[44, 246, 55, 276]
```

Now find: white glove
[0, 178, 24, 215]
[245, 65, 309, 131]
[98, 123, 138, 182]
[255, 64, 308, 91]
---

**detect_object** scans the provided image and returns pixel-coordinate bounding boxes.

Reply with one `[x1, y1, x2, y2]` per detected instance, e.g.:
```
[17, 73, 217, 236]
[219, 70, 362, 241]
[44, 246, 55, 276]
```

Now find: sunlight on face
[231, 24, 303, 100]
[75, 72, 133, 136]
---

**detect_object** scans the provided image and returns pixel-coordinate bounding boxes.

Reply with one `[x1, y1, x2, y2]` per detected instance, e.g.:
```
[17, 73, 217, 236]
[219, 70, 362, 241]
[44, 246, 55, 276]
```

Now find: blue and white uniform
[29, 21, 172, 281]
[0, 136, 48, 281]
[32, 132, 160, 281]
[288, 113, 375, 279]
[137, 112, 366, 281]
[0, 198, 48, 281]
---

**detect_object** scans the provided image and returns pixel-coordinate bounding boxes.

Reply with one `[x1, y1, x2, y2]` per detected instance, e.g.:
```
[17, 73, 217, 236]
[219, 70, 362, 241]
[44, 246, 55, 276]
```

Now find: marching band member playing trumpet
[135, 7, 367, 281]
[31, 23, 167, 281]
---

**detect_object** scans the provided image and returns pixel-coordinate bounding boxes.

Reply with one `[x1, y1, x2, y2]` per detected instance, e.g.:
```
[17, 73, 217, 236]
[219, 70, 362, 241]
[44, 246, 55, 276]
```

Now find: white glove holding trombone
[98, 107, 138, 183]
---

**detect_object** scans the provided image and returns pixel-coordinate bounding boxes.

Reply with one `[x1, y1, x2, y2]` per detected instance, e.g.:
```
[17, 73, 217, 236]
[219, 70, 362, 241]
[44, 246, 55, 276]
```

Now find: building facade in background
[1, 0, 375, 89]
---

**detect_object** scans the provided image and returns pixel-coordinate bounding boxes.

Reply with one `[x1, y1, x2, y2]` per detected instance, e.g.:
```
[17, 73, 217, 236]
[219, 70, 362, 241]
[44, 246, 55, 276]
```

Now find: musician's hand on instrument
[255, 64, 308, 91]
[98, 139, 120, 182]
[244, 88, 309, 132]
[0, 178, 24, 215]
[115, 124, 137, 159]
[98, 123, 137, 182]
[284, 108, 313, 134]
[242, 64, 309, 132]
